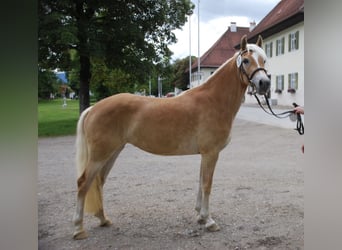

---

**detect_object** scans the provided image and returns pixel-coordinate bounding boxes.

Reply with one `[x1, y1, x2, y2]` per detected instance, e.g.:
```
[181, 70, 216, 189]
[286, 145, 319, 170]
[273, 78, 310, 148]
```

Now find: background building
[189, 22, 251, 88]
[188, 0, 304, 107]
[243, 0, 304, 106]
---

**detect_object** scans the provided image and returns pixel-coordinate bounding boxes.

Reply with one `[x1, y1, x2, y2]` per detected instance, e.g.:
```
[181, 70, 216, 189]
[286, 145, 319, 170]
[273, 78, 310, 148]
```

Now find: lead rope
[253, 94, 304, 135]
[292, 102, 304, 135]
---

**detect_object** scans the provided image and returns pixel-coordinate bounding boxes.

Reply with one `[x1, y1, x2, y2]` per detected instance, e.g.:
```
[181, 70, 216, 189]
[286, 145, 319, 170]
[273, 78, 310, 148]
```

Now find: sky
[169, 0, 281, 61]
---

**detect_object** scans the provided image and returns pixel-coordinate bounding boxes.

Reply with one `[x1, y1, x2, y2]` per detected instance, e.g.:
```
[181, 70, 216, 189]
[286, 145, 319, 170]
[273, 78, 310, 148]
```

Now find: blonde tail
[75, 106, 103, 214]
[75, 106, 92, 180]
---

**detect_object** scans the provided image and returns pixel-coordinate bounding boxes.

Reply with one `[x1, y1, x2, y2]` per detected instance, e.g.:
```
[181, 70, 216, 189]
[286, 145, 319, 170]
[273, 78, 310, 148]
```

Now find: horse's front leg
[195, 164, 202, 214]
[196, 152, 220, 231]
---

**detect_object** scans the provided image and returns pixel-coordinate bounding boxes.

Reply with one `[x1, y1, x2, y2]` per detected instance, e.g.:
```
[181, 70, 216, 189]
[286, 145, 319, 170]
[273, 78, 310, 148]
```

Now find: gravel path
[38, 118, 303, 250]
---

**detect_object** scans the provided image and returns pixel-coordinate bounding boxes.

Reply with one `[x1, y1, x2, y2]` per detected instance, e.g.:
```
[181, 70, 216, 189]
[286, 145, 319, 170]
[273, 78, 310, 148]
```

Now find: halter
[236, 50, 304, 135]
[237, 50, 268, 94]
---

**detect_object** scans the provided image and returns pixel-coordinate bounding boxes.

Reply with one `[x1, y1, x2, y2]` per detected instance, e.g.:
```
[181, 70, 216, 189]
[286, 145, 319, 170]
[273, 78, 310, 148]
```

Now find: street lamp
[158, 76, 163, 98]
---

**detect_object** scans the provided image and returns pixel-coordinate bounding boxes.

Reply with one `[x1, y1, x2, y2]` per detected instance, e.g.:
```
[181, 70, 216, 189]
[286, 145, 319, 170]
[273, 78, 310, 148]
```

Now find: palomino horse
[73, 35, 270, 239]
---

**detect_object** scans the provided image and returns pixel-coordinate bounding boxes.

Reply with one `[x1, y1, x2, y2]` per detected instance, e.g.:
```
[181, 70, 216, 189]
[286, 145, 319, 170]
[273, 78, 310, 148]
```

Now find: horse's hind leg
[94, 146, 124, 226]
[73, 160, 106, 239]
[196, 152, 220, 232]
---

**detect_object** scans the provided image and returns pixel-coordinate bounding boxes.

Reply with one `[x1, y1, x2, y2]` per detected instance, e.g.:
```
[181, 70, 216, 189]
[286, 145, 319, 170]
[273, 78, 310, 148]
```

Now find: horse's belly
[128, 133, 199, 156]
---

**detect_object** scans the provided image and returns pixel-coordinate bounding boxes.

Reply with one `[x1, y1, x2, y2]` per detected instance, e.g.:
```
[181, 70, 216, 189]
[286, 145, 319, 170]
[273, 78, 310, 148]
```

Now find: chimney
[249, 21, 256, 31]
[230, 22, 237, 32]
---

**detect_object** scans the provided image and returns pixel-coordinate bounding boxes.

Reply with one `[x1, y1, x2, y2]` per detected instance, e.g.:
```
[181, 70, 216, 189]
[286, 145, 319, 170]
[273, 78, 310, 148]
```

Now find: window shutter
[295, 31, 299, 49]
[276, 40, 279, 56]
[282, 75, 284, 89]
[270, 42, 273, 57]
[288, 34, 291, 52]
[282, 37, 285, 54]
[295, 72, 298, 89]
[288, 73, 291, 88]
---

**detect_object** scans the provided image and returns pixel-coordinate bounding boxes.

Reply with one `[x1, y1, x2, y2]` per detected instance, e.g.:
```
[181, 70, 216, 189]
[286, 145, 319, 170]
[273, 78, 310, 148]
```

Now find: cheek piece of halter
[236, 50, 304, 135]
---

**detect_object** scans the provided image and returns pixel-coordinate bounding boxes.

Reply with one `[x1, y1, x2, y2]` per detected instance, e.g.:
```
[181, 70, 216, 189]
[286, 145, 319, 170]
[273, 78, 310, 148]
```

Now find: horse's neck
[200, 58, 247, 115]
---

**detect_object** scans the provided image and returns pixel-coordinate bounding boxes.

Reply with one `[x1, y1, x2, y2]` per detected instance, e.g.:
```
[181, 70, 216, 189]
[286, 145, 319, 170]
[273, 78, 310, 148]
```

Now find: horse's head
[237, 35, 270, 95]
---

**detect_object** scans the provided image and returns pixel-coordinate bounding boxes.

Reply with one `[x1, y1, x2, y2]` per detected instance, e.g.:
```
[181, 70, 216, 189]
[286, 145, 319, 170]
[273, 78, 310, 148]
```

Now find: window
[288, 72, 298, 93]
[276, 37, 285, 56]
[289, 31, 299, 52]
[265, 42, 273, 58]
[275, 75, 284, 93]
[191, 71, 202, 82]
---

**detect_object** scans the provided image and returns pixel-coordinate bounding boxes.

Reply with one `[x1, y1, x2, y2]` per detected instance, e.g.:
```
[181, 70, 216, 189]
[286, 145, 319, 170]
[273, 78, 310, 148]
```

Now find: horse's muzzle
[257, 78, 270, 95]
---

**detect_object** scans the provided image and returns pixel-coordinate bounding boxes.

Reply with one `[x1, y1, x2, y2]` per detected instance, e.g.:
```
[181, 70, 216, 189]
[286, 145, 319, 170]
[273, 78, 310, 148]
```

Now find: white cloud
[169, 0, 281, 60]
[170, 15, 251, 60]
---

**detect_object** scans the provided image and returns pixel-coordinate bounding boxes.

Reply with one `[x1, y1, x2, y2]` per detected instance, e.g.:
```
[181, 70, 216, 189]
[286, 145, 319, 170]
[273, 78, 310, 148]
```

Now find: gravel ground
[38, 118, 303, 250]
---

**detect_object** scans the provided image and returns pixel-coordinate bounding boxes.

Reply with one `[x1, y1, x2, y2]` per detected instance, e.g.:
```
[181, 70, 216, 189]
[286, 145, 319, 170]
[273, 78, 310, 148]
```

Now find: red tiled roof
[247, 0, 304, 41]
[190, 0, 304, 70]
[191, 26, 249, 70]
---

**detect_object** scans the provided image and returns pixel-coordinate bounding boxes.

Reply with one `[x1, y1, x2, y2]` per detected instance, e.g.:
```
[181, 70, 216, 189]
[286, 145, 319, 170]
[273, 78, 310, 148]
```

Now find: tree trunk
[75, 0, 92, 114]
[79, 54, 91, 114]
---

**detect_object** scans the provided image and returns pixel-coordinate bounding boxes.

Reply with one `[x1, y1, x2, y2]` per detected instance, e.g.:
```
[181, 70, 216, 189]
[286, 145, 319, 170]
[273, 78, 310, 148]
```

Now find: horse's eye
[243, 58, 249, 64]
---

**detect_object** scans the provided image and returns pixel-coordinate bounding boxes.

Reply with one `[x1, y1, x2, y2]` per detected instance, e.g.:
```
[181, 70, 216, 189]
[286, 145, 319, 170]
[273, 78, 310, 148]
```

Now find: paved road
[38, 118, 304, 250]
[237, 105, 304, 130]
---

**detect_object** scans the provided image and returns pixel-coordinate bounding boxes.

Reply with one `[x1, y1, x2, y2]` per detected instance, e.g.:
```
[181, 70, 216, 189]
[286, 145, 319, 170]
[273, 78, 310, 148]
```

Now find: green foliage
[38, 0, 76, 70]
[38, 0, 194, 111]
[170, 56, 196, 90]
[66, 49, 80, 96]
[91, 58, 138, 100]
[68, 68, 80, 96]
[38, 68, 59, 99]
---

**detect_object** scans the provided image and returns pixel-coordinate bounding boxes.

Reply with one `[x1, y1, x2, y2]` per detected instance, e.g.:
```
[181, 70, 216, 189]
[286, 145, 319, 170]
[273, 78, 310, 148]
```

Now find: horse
[73, 35, 270, 239]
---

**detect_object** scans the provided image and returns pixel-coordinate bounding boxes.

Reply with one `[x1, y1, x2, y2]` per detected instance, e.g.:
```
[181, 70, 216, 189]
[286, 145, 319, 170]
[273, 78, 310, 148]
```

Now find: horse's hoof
[196, 215, 206, 225]
[100, 219, 112, 227]
[205, 220, 220, 232]
[73, 230, 88, 240]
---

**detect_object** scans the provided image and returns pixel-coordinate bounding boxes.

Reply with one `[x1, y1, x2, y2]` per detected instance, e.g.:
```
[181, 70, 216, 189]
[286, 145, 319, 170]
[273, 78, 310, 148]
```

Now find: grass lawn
[38, 99, 80, 137]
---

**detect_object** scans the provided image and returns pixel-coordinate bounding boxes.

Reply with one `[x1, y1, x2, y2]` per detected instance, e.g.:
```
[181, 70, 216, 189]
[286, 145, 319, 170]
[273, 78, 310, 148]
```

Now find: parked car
[165, 92, 175, 98]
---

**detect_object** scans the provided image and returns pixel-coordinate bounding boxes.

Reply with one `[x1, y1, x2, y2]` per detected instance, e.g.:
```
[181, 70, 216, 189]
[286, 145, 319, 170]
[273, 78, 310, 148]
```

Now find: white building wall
[190, 68, 217, 88]
[244, 21, 304, 107]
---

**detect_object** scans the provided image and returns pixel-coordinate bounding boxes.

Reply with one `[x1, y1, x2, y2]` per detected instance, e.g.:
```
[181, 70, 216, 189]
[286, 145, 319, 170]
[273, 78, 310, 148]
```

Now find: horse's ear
[240, 35, 247, 51]
[256, 35, 263, 48]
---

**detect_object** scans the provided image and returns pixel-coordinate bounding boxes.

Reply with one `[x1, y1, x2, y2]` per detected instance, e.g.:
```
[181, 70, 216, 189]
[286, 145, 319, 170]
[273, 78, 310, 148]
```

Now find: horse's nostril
[266, 80, 270, 88]
[259, 79, 270, 89]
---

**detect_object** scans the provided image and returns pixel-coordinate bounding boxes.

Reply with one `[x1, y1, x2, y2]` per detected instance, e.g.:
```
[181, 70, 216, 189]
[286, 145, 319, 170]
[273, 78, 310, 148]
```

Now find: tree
[170, 56, 196, 90]
[38, 68, 59, 99]
[90, 58, 137, 100]
[39, 0, 194, 114]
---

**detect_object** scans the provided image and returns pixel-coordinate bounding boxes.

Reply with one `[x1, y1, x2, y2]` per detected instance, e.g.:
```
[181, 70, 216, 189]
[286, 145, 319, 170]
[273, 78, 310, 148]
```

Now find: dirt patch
[38, 119, 303, 249]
